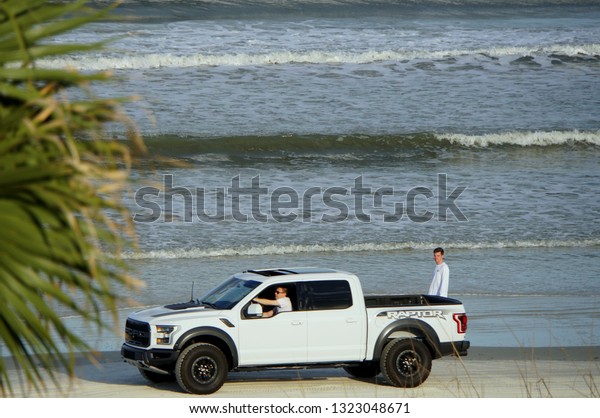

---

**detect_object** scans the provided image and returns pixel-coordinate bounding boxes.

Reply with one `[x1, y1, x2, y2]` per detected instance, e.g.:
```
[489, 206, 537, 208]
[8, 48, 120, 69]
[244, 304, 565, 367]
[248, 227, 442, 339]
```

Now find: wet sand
[3, 346, 599, 398]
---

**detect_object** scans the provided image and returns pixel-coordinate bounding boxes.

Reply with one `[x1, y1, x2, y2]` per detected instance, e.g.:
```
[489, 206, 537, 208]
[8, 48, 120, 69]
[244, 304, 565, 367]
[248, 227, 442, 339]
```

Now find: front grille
[125, 319, 151, 347]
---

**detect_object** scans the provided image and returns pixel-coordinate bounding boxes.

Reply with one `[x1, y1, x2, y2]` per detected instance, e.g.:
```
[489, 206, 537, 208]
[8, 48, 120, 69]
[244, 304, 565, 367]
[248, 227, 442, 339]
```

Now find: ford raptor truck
[121, 267, 469, 394]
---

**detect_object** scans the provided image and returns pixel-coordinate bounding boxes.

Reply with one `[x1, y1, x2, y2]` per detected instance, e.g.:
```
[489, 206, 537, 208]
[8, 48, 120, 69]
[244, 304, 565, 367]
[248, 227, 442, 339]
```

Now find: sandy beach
[3, 346, 599, 398]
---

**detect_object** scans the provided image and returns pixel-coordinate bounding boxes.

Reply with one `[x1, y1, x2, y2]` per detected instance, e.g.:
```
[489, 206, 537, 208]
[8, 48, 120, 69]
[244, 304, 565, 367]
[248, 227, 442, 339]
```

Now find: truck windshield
[198, 277, 261, 310]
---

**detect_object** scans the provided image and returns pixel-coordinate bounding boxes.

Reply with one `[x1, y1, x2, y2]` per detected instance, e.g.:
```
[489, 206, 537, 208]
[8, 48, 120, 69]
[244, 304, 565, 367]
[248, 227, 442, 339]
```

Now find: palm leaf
[0, 0, 145, 396]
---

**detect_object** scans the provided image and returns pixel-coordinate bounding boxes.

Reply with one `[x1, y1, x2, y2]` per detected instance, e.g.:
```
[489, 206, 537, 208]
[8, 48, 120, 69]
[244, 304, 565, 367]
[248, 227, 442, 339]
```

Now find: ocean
[39, 0, 600, 351]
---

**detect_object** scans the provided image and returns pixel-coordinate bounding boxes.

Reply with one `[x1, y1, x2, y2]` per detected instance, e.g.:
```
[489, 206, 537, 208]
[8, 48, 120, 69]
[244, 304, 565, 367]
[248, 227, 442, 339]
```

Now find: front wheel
[380, 339, 432, 388]
[176, 343, 228, 394]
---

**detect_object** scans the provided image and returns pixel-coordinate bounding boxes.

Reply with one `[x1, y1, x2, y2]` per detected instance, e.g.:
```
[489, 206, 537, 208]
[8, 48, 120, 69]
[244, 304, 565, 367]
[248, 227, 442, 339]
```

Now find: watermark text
[133, 174, 467, 224]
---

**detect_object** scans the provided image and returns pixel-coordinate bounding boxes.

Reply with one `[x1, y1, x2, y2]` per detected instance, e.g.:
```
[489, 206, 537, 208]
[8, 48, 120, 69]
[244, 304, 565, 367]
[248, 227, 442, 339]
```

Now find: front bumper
[121, 343, 179, 372]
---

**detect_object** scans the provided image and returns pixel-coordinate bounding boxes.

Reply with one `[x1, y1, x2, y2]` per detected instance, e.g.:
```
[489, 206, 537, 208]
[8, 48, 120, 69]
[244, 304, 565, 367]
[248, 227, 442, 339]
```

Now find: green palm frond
[0, 0, 145, 396]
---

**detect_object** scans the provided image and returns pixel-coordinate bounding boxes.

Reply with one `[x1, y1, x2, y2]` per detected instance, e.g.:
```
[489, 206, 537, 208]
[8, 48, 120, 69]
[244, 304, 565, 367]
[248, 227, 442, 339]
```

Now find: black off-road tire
[139, 368, 176, 383]
[175, 343, 228, 394]
[343, 363, 381, 378]
[380, 339, 432, 388]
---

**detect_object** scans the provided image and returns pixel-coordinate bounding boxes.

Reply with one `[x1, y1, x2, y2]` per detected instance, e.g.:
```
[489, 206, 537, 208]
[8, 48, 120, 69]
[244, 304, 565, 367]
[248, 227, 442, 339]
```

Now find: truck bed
[364, 294, 464, 308]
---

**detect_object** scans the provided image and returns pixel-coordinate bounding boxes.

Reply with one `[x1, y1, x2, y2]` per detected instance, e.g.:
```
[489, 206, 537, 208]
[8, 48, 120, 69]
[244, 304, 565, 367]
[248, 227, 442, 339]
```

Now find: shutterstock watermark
[132, 174, 467, 223]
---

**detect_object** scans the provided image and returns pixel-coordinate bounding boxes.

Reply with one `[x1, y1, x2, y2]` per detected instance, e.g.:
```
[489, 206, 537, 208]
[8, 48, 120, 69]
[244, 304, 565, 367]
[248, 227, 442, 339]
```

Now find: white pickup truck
[121, 267, 469, 394]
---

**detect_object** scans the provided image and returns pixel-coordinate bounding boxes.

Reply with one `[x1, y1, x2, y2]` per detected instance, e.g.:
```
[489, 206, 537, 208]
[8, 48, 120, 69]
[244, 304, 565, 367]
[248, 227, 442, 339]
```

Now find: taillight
[453, 313, 468, 334]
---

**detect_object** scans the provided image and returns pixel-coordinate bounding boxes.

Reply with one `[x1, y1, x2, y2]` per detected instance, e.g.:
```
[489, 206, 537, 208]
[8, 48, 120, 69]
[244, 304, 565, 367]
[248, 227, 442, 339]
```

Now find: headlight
[155, 325, 177, 345]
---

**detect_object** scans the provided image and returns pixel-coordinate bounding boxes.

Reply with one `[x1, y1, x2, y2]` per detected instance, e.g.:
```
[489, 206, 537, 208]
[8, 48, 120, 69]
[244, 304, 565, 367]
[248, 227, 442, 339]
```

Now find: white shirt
[429, 262, 449, 297]
[274, 297, 292, 314]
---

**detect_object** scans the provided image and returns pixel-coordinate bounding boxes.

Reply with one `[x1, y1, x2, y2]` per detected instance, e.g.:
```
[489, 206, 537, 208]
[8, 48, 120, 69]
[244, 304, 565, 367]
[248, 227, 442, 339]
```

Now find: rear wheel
[176, 343, 228, 394]
[343, 363, 381, 378]
[380, 339, 432, 388]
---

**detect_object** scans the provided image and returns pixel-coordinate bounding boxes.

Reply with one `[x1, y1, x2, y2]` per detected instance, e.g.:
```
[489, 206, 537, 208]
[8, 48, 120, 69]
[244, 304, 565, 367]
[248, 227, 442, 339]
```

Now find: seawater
[30, 0, 600, 350]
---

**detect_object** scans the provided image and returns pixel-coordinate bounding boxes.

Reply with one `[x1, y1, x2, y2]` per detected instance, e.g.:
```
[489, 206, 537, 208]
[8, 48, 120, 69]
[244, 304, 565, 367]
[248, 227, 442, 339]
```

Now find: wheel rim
[191, 356, 218, 385]
[395, 349, 421, 378]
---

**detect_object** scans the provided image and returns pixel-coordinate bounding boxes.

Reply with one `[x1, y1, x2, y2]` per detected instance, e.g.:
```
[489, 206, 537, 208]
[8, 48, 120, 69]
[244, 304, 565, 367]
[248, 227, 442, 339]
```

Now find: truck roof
[235, 267, 355, 282]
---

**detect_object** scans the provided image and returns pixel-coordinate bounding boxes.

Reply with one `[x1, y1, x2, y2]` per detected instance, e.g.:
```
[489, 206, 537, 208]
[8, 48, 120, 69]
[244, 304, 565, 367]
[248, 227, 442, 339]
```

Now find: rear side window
[304, 280, 353, 310]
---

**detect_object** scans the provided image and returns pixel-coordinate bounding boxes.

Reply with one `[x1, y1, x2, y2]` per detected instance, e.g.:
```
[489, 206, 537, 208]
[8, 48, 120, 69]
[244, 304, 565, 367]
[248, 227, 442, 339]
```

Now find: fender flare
[174, 326, 239, 369]
[372, 319, 442, 361]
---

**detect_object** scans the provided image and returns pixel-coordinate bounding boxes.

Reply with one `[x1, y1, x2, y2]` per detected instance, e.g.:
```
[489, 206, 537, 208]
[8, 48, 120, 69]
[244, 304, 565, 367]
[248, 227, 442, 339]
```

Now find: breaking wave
[137, 130, 600, 160]
[39, 44, 600, 71]
[122, 238, 600, 259]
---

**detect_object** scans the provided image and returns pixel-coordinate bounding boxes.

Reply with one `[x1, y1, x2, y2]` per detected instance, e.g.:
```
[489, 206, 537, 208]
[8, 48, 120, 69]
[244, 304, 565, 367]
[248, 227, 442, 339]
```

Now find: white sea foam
[122, 238, 600, 259]
[38, 43, 600, 71]
[437, 130, 600, 147]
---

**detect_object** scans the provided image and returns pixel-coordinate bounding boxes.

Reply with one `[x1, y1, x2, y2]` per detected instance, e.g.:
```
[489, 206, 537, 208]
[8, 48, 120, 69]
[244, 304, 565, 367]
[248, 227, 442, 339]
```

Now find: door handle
[291, 321, 303, 325]
[346, 318, 358, 323]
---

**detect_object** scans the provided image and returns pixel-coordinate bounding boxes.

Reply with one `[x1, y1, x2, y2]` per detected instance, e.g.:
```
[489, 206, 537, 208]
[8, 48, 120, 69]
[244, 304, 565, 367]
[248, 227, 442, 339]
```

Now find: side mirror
[247, 303, 263, 318]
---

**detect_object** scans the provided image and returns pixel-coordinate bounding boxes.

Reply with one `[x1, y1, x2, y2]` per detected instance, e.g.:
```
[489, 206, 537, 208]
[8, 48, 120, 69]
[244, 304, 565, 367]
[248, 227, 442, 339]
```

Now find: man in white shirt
[253, 287, 292, 318]
[428, 247, 449, 297]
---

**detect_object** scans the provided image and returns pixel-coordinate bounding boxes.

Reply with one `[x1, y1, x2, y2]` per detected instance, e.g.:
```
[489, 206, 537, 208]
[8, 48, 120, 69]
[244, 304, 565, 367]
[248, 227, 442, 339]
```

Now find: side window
[304, 280, 353, 310]
[255, 283, 298, 311]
